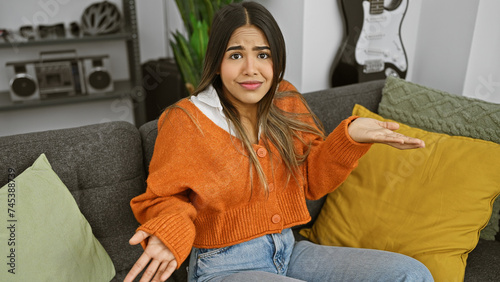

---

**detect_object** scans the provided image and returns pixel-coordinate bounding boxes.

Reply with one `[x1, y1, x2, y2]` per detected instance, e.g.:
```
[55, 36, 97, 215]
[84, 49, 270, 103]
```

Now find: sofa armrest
[139, 119, 158, 172]
[0, 121, 146, 277]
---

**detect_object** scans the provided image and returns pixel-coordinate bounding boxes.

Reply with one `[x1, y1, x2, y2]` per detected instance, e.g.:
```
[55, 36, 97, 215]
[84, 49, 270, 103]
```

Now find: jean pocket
[193, 246, 235, 279]
[196, 246, 231, 260]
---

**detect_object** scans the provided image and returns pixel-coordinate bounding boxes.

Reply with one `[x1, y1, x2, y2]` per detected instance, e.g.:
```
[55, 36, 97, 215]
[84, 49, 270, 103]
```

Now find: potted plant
[170, 0, 243, 94]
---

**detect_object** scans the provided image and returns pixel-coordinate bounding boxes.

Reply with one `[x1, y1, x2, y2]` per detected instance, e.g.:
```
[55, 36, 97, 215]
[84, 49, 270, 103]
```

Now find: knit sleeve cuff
[324, 116, 372, 167]
[138, 214, 196, 268]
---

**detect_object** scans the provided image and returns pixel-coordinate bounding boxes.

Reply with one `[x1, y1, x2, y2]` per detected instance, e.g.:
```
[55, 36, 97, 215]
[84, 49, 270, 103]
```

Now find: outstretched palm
[124, 231, 178, 282]
[348, 117, 425, 150]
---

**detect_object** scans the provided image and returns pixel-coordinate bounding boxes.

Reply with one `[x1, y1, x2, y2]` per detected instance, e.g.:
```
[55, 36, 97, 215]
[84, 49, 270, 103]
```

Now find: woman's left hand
[348, 117, 425, 150]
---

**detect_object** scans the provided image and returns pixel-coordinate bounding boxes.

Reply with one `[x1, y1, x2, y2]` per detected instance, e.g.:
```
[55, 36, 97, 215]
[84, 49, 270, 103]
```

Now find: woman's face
[219, 25, 274, 114]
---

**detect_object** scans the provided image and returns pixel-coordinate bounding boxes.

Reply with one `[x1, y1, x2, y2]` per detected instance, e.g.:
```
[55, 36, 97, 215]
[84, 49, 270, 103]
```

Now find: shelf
[0, 80, 132, 111]
[0, 0, 146, 126]
[0, 32, 133, 49]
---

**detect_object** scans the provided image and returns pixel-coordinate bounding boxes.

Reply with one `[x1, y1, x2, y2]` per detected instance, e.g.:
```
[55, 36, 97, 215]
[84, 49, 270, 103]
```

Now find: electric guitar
[330, 0, 408, 87]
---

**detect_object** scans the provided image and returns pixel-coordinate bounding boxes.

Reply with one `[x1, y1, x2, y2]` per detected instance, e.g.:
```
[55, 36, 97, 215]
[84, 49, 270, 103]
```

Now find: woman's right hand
[124, 230, 178, 282]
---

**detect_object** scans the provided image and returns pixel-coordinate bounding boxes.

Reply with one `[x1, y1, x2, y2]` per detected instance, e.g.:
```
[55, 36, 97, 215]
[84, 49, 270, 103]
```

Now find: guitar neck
[370, 0, 384, 14]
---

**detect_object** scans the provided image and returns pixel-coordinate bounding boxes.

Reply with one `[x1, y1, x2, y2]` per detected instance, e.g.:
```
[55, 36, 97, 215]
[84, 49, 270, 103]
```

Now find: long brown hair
[191, 2, 324, 193]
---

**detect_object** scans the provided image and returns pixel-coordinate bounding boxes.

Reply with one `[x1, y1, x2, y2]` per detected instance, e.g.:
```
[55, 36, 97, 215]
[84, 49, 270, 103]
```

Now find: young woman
[124, 2, 432, 282]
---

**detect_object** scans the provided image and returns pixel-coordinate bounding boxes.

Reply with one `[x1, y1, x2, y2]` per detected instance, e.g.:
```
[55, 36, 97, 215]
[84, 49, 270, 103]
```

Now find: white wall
[137, 0, 186, 62]
[462, 0, 500, 103]
[409, 0, 500, 103]
[300, 0, 342, 92]
[253, 0, 305, 91]
[136, 0, 167, 62]
[400, 0, 423, 82]
[411, 0, 480, 95]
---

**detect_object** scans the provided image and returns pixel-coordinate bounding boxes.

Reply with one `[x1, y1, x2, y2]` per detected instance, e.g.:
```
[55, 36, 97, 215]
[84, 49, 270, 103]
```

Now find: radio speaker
[6, 63, 40, 102]
[83, 56, 114, 94]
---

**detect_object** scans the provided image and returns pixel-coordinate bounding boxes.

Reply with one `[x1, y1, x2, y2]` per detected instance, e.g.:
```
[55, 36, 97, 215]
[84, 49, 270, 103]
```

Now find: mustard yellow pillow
[301, 104, 500, 282]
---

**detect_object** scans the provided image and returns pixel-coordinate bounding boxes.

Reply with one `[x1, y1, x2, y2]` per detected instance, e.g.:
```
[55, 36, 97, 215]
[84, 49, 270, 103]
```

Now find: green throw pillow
[0, 154, 115, 281]
[378, 76, 500, 240]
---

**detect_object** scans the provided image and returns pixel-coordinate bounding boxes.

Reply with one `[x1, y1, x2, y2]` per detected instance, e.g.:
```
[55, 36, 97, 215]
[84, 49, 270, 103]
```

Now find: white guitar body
[355, 0, 408, 77]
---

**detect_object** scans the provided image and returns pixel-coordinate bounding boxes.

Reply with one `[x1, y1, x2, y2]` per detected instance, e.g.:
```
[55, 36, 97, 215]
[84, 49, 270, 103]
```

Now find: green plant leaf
[203, 0, 214, 26]
[174, 0, 191, 35]
[170, 40, 189, 82]
[189, 16, 209, 67]
[187, 0, 196, 26]
[171, 0, 244, 92]
[175, 31, 195, 69]
[170, 39, 197, 87]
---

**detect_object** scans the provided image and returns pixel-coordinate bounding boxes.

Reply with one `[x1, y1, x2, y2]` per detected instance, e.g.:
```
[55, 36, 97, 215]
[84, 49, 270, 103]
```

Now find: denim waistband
[188, 228, 295, 282]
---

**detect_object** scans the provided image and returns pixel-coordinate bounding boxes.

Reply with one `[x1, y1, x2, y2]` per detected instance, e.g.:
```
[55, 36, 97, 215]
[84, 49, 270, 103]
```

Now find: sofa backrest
[303, 79, 385, 133]
[0, 121, 145, 277]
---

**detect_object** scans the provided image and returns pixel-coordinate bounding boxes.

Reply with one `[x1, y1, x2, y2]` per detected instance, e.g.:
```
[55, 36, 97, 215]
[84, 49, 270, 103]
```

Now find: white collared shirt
[189, 85, 236, 136]
[189, 85, 261, 140]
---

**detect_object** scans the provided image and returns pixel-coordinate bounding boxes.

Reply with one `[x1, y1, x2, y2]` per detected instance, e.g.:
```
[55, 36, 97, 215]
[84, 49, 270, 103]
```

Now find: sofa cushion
[378, 76, 500, 240]
[0, 121, 145, 279]
[464, 239, 500, 281]
[301, 105, 500, 282]
[0, 154, 115, 281]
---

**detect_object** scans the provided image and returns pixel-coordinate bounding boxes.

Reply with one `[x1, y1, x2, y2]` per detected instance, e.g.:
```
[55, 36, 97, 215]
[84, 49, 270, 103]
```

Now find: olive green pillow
[0, 154, 115, 281]
[379, 76, 500, 240]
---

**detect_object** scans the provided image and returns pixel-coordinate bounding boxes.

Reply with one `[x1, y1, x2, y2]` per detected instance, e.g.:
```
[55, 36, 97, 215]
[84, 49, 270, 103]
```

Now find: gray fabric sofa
[1, 80, 498, 281]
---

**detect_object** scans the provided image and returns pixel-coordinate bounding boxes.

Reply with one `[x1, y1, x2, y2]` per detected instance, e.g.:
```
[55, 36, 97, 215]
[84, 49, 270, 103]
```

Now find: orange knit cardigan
[130, 82, 372, 267]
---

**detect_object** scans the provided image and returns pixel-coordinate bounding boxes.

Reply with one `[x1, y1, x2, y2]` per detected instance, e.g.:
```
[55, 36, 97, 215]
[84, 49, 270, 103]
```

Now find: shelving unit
[0, 33, 132, 49]
[0, 0, 146, 126]
[0, 80, 131, 111]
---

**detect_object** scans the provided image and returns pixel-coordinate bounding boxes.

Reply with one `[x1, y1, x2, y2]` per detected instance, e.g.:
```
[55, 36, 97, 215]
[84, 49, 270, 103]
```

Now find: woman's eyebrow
[254, 46, 271, 51]
[226, 45, 271, 52]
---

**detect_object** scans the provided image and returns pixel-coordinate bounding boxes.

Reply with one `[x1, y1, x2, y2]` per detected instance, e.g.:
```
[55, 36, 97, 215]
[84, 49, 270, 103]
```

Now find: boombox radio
[6, 49, 114, 102]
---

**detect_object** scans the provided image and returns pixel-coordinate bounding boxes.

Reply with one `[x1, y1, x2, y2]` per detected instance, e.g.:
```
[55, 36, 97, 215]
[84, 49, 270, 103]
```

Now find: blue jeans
[187, 228, 433, 281]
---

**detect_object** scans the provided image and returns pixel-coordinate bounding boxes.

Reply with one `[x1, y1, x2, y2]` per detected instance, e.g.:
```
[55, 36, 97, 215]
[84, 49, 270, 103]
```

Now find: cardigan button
[268, 183, 275, 192]
[257, 148, 267, 158]
[271, 214, 281, 224]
